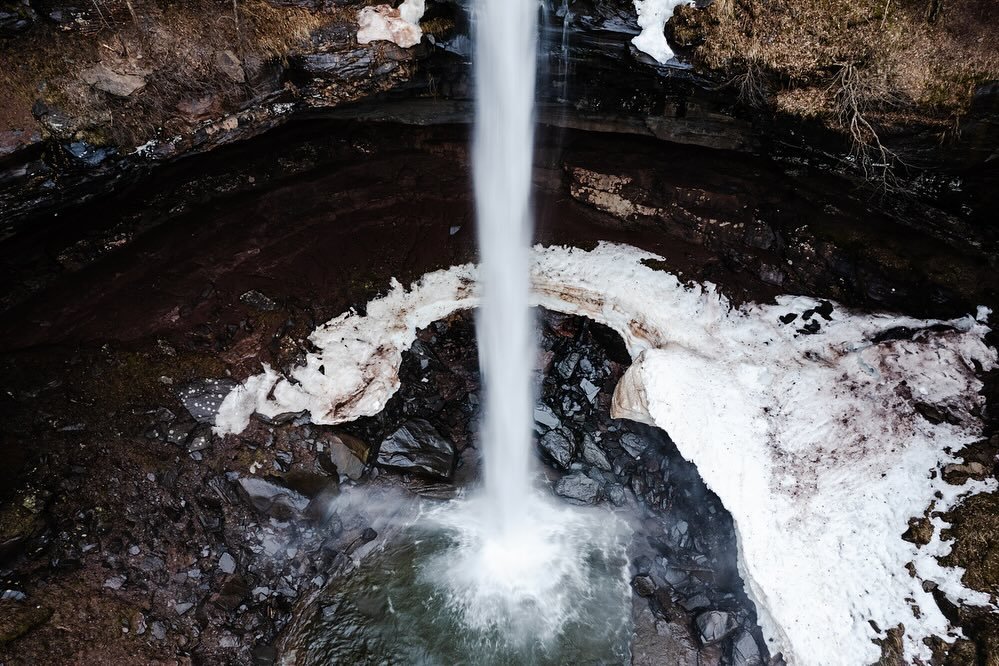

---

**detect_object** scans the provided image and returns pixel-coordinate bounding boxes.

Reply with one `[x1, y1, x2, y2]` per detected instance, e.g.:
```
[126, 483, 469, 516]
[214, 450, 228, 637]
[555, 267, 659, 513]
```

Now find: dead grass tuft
[0, 0, 338, 149]
[674, 0, 999, 176]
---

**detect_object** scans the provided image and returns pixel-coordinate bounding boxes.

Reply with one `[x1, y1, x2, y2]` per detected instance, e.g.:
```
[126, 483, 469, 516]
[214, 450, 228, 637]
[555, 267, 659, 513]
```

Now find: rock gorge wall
[1, 0, 997, 243]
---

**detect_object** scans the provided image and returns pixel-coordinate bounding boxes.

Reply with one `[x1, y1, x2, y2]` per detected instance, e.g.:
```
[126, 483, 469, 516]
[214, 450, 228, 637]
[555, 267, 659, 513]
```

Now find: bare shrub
[828, 62, 910, 188]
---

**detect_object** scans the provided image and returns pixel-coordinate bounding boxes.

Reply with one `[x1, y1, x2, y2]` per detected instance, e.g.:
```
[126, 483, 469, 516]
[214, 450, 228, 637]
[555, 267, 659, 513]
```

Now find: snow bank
[215, 242, 996, 665]
[632, 0, 694, 64]
[357, 0, 425, 49]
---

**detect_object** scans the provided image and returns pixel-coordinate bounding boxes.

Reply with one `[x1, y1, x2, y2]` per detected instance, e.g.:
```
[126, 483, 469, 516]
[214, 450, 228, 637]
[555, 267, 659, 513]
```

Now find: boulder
[631, 598, 699, 666]
[377, 419, 455, 479]
[176, 95, 221, 122]
[620, 432, 650, 458]
[631, 574, 656, 597]
[730, 629, 763, 665]
[555, 472, 601, 504]
[0, 492, 46, 563]
[239, 289, 278, 311]
[214, 50, 245, 83]
[0, 2, 36, 36]
[695, 610, 735, 645]
[539, 429, 575, 469]
[177, 378, 237, 424]
[533, 403, 561, 430]
[0, 601, 52, 645]
[326, 431, 369, 480]
[580, 433, 612, 470]
[218, 552, 237, 575]
[237, 476, 310, 520]
[80, 64, 147, 97]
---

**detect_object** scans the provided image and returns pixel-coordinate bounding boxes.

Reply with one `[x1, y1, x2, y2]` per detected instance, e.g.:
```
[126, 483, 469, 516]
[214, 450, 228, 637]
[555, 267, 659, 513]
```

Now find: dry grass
[674, 0, 999, 176]
[0, 0, 335, 148]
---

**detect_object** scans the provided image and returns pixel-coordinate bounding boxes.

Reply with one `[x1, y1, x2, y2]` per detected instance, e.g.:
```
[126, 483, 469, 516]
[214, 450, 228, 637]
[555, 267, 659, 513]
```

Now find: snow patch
[214, 242, 997, 665]
[632, 0, 694, 64]
[357, 0, 425, 49]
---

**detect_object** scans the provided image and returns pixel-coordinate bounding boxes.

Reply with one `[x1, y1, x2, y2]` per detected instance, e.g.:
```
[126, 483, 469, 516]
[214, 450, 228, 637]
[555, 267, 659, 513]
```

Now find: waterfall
[473, 0, 538, 538]
[412, 0, 630, 649]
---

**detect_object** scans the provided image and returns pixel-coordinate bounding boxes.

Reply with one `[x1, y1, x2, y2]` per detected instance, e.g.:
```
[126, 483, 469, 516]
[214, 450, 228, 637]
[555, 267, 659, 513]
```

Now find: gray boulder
[555, 473, 601, 505]
[177, 378, 237, 424]
[580, 433, 612, 471]
[620, 432, 650, 458]
[539, 429, 575, 469]
[377, 419, 456, 480]
[695, 610, 735, 645]
[80, 64, 147, 97]
[730, 629, 763, 665]
[327, 432, 369, 480]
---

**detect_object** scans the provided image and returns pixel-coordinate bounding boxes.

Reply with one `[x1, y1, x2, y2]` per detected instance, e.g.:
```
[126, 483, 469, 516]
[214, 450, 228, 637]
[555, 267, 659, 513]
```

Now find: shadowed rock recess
[0, 0, 998, 664]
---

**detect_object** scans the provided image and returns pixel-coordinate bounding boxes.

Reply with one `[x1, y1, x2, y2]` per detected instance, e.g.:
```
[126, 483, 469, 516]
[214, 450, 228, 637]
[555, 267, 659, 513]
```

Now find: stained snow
[215, 242, 997, 665]
[357, 0, 425, 49]
[632, 0, 694, 64]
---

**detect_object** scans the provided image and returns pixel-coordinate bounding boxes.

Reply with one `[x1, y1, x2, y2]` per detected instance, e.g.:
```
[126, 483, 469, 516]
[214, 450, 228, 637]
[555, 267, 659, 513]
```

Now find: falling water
[473, 0, 538, 538]
[291, 2, 634, 658]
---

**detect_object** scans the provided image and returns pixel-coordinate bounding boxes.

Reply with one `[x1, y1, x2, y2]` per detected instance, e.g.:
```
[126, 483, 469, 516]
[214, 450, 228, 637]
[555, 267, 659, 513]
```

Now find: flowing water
[472, 0, 538, 537]
[293, 1, 637, 661]
[287, 494, 634, 665]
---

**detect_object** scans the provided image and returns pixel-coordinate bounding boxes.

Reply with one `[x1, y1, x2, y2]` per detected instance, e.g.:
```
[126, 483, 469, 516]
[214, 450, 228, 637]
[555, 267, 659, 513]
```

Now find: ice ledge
[215, 242, 996, 665]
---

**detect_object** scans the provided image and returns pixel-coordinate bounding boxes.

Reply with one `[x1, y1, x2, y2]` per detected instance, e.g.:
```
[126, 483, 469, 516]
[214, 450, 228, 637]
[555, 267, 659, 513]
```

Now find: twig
[125, 0, 139, 27]
[232, 0, 241, 46]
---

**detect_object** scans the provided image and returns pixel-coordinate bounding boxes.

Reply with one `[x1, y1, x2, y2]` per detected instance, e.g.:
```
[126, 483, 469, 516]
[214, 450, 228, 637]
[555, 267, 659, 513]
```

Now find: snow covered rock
[357, 0, 425, 49]
[632, 0, 694, 64]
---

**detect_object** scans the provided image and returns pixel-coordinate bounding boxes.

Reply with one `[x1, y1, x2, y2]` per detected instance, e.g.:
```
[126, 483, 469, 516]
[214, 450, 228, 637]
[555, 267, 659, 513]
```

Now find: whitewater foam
[420, 494, 633, 646]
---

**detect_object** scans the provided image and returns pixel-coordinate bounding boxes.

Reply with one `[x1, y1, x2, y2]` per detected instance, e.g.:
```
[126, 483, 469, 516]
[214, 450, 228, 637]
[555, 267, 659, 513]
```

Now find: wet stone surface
[376, 419, 456, 480]
[0, 306, 771, 663]
[288, 308, 772, 664]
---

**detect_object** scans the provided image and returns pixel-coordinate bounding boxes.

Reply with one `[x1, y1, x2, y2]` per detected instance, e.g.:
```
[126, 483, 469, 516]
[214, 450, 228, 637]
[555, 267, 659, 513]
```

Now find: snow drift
[216, 242, 996, 665]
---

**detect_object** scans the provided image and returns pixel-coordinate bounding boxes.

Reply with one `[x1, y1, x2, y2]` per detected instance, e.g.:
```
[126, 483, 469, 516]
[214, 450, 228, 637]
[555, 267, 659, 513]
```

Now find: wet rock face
[1, 0, 994, 255]
[525, 310, 769, 662]
[558, 135, 999, 317]
[376, 419, 456, 480]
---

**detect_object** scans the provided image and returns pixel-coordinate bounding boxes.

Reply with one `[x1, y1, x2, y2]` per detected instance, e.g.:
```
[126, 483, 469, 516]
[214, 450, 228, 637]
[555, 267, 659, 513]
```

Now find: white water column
[473, 0, 539, 537]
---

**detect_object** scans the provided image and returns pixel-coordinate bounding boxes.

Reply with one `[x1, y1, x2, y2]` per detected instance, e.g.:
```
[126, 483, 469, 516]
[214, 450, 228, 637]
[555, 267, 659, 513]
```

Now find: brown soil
[0, 0, 334, 149]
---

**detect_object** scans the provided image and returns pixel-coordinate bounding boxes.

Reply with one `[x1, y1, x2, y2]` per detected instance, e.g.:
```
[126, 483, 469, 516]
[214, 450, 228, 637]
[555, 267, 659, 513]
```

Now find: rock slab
[377, 419, 455, 480]
[555, 473, 601, 504]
